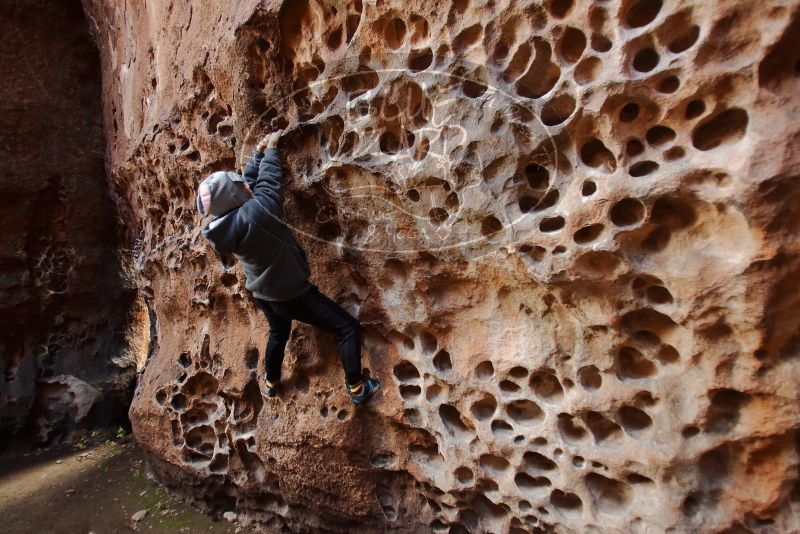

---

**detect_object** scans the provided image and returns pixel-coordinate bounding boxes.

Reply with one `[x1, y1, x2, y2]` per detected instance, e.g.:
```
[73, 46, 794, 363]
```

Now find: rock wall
[83, 0, 800, 532]
[0, 0, 141, 444]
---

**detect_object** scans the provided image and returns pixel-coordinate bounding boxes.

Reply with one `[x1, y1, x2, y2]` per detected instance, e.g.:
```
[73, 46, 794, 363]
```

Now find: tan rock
[82, 0, 800, 532]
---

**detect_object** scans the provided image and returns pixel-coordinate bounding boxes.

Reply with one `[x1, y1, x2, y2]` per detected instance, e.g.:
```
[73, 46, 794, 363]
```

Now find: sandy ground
[0, 435, 235, 534]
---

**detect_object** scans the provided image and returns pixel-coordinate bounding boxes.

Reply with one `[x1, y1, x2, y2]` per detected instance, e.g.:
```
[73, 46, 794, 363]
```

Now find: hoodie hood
[201, 210, 239, 255]
[196, 171, 249, 217]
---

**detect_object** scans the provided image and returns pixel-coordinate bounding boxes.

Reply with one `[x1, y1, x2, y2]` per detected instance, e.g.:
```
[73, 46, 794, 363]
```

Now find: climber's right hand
[257, 130, 283, 152]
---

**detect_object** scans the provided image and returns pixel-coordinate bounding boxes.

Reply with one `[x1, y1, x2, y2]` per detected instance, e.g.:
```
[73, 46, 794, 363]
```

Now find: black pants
[253, 285, 363, 385]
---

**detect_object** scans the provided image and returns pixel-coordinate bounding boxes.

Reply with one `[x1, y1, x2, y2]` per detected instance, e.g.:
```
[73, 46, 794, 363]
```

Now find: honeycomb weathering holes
[505, 399, 544, 425]
[393, 359, 420, 382]
[610, 198, 645, 226]
[632, 47, 659, 72]
[529, 371, 564, 400]
[625, 0, 663, 28]
[475, 360, 494, 380]
[692, 108, 749, 151]
[585, 473, 632, 514]
[558, 27, 587, 64]
[573, 223, 604, 244]
[106, 0, 800, 530]
[581, 138, 616, 171]
[619, 102, 640, 123]
[629, 160, 659, 177]
[433, 349, 452, 373]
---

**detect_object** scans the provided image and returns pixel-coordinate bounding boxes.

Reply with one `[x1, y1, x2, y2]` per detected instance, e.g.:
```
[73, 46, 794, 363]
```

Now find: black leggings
[253, 285, 363, 385]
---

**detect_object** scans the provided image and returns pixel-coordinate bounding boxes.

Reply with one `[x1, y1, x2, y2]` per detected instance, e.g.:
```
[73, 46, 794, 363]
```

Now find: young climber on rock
[195, 129, 381, 405]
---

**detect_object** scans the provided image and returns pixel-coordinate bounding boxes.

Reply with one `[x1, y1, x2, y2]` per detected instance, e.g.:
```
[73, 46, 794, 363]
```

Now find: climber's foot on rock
[262, 378, 280, 398]
[348, 377, 381, 406]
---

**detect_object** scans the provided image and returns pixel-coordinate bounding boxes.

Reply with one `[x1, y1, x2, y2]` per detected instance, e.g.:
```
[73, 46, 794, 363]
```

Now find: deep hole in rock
[626, 138, 645, 156]
[453, 24, 483, 53]
[578, 365, 602, 390]
[685, 99, 706, 119]
[382, 17, 407, 49]
[617, 347, 658, 380]
[515, 472, 551, 492]
[409, 47, 433, 71]
[692, 108, 749, 151]
[619, 102, 640, 123]
[539, 216, 565, 233]
[575, 56, 602, 84]
[705, 389, 750, 434]
[491, 419, 514, 436]
[550, 489, 583, 513]
[471, 394, 498, 421]
[656, 75, 680, 93]
[632, 47, 659, 72]
[625, 0, 663, 28]
[610, 198, 645, 226]
[393, 360, 421, 382]
[558, 413, 588, 442]
[573, 223, 604, 244]
[439, 403, 473, 436]
[481, 216, 503, 236]
[433, 350, 453, 374]
[499, 379, 521, 393]
[559, 27, 586, 63]
[618, 405, 653, 432]
[400, 384, 422, 400]
[646, 125, 677, 146]
[506, 399, 544, 425]
[629, 160, 660, 177]
[585, 412, 623, 443]
[669, 25, 700, 54]
[455, 466, 474, 484]
[462, 78, 487, 98]
[651, 195, 697, 229]
[526, 163, 550, 189]
[509, 366, 529, 379]
[529, 371, 564, 400]
[476, 360, 495, 380]
[523, 451, 558, 472]
[480, 453, 511, 474]
[581, 138, 616, 171]
[585, 473, 632, 514]
[541, 94, 576, 126]
[549, 0, 574, 18]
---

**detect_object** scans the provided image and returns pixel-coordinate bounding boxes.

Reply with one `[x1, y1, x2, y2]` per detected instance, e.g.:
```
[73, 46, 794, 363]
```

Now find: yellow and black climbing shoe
[348, 377, 381, 406]
[263, 378, 280, 398]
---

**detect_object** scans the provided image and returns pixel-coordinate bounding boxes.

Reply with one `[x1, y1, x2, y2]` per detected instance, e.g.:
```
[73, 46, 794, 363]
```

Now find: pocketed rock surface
[82, 0, 800, 531]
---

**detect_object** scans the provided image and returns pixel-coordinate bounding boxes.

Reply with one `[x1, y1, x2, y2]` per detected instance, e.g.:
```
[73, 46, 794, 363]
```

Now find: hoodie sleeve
[242, 150, 265, 188]
[252, 147, 284, 217]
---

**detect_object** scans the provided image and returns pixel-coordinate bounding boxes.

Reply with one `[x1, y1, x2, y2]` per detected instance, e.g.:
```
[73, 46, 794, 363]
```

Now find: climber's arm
[242, 150, 264, 188]
[242, 131, 278, 187]
[252, 131, 284, 216]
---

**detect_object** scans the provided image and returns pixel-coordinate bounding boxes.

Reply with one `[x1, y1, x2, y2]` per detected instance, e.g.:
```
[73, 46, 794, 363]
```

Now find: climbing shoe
[263, 378, 280, 398]
[348, 377, 381, 406]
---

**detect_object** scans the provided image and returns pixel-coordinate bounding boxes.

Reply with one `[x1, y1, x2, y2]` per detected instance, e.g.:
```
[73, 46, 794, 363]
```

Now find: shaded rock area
[81, 0, 800, 532]
[0, 0, 142, 445]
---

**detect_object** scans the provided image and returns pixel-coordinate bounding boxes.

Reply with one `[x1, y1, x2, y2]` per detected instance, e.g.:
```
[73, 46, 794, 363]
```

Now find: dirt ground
[0, 434, 236, 534]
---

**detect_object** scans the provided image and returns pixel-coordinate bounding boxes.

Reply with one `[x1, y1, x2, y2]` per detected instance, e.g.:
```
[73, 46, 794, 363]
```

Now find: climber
[195, 129, 381, 405]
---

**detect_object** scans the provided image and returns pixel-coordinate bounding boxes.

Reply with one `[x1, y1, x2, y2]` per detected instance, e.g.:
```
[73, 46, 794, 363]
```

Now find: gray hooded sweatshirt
[197, 148, 311, 302]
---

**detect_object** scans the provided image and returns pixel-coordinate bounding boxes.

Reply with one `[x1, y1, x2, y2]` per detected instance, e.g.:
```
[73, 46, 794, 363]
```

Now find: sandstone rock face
[84, 0, 800, 531]
[0, 0, 140, 444]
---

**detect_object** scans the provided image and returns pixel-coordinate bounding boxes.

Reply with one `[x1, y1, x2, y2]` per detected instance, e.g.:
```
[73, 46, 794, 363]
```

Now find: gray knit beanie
[196, 171, 250, 217]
